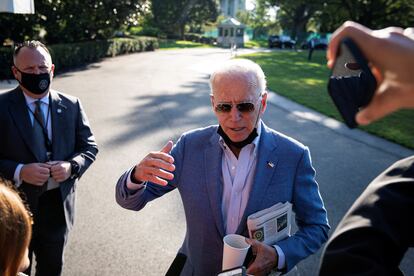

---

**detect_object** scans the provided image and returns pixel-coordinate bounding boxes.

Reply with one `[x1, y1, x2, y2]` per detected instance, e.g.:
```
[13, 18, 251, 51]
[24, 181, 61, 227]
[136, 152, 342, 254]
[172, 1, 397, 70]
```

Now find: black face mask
[15, 67, 51, 95]
[217, 125, 258, 149]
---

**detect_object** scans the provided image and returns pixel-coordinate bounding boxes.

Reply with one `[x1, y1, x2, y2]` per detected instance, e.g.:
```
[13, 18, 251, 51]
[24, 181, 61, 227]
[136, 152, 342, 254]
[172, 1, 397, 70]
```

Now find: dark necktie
[33, 100, 48, 162]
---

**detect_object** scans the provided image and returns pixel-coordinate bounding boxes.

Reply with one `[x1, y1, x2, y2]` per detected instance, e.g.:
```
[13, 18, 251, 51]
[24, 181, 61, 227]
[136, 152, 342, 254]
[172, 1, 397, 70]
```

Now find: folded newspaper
[247, 202, 292, 245]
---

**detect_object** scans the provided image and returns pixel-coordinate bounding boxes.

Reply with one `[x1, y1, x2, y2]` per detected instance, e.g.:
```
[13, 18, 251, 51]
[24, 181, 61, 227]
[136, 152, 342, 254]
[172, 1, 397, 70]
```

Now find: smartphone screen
[328, 37, 377, 128]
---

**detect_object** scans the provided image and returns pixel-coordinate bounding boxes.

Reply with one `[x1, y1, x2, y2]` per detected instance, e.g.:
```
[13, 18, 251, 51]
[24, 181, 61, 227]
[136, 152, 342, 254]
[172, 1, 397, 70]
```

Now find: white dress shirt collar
[23, 91, 50, 106]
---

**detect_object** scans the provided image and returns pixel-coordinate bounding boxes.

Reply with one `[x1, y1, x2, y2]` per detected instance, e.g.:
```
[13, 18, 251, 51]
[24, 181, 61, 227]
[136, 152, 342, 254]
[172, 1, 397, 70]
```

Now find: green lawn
[241, 50, 414, 149]
[159, 40, 214, 49]
[244, 39, 268, 49]
[158, 39, 269, 50]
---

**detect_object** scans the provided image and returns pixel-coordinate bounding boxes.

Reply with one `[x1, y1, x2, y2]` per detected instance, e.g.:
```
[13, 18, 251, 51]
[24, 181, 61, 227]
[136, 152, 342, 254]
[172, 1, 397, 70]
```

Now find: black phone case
[328, 37, 377, 128]
[242, 247, 254, 267]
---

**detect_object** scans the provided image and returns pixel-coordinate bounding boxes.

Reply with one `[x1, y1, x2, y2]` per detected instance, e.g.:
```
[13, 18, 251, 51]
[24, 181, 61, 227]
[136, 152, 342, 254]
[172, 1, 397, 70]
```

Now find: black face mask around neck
[217, 125, 258, 149]
[15, 67, 51, 95]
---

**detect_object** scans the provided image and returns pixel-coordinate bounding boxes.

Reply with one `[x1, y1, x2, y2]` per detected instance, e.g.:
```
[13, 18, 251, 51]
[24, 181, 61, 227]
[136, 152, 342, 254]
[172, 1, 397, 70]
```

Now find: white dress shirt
[125, 122, 285, 269]
[218, 123, 285, 270]
[14, 92, 59, 190]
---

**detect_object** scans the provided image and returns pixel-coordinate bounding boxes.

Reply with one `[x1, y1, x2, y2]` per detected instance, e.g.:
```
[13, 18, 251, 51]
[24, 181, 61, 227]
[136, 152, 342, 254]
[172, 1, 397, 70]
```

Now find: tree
[315, 0, 414, 32]
[0, 0, 147, 44]
[268, 0, 324, 39]
[237, 0, 280, 39]
[151, 0, 218, 38]
[264, 0, 414, 42]
[0, 13, 38, 45]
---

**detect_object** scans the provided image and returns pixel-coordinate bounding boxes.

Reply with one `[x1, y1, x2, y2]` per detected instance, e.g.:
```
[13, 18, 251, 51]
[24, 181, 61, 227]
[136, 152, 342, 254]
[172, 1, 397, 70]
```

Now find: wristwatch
[69, 160, 80, 179]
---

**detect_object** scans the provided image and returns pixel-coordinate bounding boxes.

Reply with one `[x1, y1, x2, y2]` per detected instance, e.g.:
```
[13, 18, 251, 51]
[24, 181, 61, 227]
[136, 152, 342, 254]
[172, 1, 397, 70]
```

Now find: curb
[267, 92, 414, 159]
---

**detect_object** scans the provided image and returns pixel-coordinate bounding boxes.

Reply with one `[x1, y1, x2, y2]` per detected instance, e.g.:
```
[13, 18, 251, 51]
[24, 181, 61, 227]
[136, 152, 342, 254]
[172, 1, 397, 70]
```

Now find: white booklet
[247, 202, 292, 245]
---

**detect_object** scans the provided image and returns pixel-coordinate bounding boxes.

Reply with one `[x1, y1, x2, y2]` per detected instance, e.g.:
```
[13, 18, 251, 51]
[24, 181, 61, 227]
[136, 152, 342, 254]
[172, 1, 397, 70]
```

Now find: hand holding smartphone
[328, 37, 377, 128]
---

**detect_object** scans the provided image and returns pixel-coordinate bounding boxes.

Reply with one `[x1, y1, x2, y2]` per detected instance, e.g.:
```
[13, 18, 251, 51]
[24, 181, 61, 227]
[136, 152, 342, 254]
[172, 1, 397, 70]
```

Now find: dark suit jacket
[319, 156, 414, 276]
[116, 122, 329, 275]
[0, 86, 98, 229]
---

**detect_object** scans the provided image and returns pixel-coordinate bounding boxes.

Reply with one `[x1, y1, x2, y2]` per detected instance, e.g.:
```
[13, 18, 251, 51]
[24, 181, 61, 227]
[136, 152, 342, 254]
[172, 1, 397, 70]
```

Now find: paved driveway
[2, 48, 412, 275]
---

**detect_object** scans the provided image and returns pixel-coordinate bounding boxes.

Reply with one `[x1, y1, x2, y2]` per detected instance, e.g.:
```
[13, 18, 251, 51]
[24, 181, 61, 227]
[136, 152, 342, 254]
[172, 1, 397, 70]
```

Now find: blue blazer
[116, 122, 329, 275]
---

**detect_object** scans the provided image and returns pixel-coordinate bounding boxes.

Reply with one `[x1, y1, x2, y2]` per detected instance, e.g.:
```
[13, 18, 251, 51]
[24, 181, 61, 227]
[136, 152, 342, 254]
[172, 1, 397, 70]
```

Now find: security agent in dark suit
[0, 41, 98, 276]
[319, 22, 414, 275]
[320, 157, 414, 276]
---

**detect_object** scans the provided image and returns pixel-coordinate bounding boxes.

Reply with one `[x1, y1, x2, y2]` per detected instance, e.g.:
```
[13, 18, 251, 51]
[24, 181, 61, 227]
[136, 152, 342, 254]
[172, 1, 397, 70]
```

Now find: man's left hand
[49, 161, 71, 182]
[246, 238, 278, 276]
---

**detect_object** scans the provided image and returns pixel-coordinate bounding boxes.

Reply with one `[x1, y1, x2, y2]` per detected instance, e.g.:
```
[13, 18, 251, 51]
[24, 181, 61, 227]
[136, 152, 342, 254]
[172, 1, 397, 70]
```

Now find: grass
[158, 40, 214, 49]
[244, 39, 268, 49]
[158, 39, 268, 50]
[241, 50, 414, 149]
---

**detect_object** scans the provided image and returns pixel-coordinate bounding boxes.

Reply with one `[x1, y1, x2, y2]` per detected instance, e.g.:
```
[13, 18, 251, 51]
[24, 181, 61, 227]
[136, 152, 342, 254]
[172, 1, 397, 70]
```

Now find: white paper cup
[222, 234, 250, 270]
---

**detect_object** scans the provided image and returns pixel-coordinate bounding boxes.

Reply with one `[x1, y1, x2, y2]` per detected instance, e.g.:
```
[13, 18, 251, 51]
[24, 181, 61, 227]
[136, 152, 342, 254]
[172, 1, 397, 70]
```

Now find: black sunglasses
[215, 102, 257, 113]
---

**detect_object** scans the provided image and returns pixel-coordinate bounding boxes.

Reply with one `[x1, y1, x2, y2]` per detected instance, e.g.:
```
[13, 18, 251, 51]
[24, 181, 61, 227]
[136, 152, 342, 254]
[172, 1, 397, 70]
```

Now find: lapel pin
[267, 161, 274, 168]
[57, 108, 62, 113]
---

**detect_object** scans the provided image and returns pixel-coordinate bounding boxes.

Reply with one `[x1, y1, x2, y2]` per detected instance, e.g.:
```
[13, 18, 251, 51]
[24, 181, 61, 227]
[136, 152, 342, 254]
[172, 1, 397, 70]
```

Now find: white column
[240, 0, 246, 11]
[224, 0, 229, 16]
[0, 0, 34, 14]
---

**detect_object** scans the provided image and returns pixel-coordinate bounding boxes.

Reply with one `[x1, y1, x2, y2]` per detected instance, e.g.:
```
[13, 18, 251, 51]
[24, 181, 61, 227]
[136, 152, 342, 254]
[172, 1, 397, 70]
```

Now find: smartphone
[328, 37, 377, 128]
[243, 247, 254, 267]
[217, 266, 246, 276]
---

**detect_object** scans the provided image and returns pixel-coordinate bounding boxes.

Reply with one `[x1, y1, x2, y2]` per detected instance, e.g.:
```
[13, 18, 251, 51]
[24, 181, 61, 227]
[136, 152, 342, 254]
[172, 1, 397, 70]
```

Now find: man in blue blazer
[0, 41, 98, 275]
[116, 59, 329, 275]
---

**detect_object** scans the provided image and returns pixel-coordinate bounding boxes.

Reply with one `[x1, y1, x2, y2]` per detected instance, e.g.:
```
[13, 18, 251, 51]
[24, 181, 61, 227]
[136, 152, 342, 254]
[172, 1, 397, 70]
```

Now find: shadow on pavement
[103, 79, 216, 148]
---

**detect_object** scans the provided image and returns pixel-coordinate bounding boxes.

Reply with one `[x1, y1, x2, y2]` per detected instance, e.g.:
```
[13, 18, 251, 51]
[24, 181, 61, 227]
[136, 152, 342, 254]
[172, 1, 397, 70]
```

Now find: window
[236, 28, 243, 37]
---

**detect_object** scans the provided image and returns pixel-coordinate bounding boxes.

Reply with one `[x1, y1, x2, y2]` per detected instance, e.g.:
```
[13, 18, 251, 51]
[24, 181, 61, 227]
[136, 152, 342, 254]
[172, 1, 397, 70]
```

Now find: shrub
[129, 26, 162, 37]
[0, 37, 159, 80]
[50, 40, 111, 71]
[0, 47, 14, 80]
[184, 33, 202, 42]
[183, 33, 216, 45]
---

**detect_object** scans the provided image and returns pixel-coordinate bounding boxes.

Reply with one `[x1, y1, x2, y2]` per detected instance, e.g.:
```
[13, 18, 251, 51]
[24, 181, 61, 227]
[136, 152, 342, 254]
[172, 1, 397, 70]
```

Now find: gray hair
[210, 59, 267, 96]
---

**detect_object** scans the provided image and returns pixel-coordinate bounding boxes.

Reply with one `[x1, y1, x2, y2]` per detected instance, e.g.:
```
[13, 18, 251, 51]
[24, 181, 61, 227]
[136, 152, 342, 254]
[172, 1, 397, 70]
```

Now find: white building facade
[220, 0, 246, 18]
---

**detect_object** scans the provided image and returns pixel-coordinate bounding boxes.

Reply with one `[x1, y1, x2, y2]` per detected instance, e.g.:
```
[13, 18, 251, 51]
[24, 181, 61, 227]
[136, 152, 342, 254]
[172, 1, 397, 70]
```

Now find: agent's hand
[132, 141, 175, 186]
[20, 163, 51, 186]
[327, 21, 414, 125]
[49, 161, 71, 182]
[245, 238, 278, 276]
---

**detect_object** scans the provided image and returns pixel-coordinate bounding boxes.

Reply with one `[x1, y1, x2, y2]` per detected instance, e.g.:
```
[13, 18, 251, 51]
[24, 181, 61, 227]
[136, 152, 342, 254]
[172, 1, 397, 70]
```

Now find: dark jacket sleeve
[319, 156, 414, 276]
[69, 99, 98, 178]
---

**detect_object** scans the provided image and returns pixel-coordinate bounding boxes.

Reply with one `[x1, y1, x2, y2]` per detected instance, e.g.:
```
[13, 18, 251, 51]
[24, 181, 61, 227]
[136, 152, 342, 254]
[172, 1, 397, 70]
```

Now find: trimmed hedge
[50, 40, 111, 72]
[184, 33, 217, 45]
[0, 47, 14, 80]
[107, 36, 158, 57]
[0, 36, 159, 80]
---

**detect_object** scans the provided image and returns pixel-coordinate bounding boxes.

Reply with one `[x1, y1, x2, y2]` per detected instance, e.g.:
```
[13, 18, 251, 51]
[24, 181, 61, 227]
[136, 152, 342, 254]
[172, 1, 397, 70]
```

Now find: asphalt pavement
[1, 48, 413, 275]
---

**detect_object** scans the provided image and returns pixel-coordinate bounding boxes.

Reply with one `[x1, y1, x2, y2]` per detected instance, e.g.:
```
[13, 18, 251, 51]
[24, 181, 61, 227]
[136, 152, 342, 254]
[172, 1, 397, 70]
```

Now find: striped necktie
[33, 100, 48, 162]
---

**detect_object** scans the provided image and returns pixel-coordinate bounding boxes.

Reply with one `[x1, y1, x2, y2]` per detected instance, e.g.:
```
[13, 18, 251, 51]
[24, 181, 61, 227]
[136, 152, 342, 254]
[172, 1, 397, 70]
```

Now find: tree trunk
[180, 24, 185, 39]
[175, 0, 198, 38]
